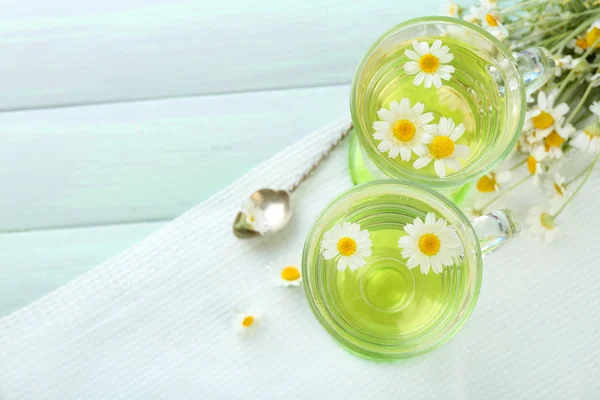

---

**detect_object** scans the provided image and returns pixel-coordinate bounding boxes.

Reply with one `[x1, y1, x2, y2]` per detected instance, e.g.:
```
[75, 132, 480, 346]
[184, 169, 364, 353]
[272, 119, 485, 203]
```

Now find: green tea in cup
[349, 17, 554, 195]
[303, 180, 519, 360]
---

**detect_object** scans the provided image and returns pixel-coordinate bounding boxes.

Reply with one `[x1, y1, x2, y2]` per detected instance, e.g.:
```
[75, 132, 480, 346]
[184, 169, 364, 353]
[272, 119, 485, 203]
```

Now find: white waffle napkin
[1, 116, 598, 399]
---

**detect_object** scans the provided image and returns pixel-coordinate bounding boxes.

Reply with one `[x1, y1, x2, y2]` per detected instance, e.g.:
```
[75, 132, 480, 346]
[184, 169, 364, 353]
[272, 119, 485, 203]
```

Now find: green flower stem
[566, 161, 595, 186]
[549, 12, 600, 54]
[510, 158, 527, 171]
[566, 67, 600, 125]
[552, 152, 600, 219]
[480, 175, 532, 212]
[498, 0, 547, 15]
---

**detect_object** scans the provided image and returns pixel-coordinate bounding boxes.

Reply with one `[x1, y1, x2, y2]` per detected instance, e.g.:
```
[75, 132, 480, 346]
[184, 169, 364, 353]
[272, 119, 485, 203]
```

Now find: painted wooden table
[0, 1, 443, 316]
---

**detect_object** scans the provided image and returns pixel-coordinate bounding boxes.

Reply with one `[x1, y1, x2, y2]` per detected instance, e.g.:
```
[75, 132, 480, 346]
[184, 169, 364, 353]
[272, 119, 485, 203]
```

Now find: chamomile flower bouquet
[445, 0, 600, 242]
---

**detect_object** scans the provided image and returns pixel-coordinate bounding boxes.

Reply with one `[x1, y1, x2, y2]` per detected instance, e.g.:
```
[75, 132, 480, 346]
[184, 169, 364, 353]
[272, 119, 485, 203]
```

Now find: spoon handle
[287, 122, 353, 193]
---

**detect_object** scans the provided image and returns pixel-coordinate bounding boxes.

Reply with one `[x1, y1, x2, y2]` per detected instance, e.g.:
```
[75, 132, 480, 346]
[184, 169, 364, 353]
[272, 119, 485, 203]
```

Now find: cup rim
[349, 16, 526, 189]
[302, 180, 483, 360]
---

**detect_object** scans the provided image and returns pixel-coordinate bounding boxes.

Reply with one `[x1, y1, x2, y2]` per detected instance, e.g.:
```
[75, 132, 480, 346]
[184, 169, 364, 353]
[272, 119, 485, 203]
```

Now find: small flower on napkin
[234, 310, 260, 335]
[268, 258, 302, 287]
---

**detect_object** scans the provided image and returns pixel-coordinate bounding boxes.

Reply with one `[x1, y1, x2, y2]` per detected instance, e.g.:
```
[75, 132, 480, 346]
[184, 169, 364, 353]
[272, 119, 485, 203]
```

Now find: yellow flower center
[532, 111, 554, 129]
[586, 26, 600, 48]
[485, 13, 499, 27]
[242, 316, 254, 327]
[476, 174, 497, 193]
[249, 215, 255, 222]
[449, 3, 458, 16]
[419, 54, 440, 73]
[429, 136, 455, 159]
[281, 266, 301, 281]
[527, 155, 537, 174]
[544, 130, 565, 150]
[554, 183, 564, 196]
[392, 120, 417, 142]
[418, 233, 441, 256]
[576, 38, 588, 49]
[337, 237, 357, 257]
[540, 213, 555, 230]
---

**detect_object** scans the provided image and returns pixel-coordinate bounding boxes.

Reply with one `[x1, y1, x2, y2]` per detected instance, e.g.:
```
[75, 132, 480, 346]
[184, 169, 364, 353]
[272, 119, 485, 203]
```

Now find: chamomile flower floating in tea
[234, 311, 260, 335]
[321, 222, 372, 271]
[476, 170, 512, 193]
[524, 91, 569, 140]
[398, 213, 461, 275]
[403, 40, 455, 89]
[373, 99, 435, 160]
[240, 199, 269, 235]
[526, 206, 557, 243]
[413, 116, 470, 179]
[526, 145, 547, 186]
[268, 259, 302, 287]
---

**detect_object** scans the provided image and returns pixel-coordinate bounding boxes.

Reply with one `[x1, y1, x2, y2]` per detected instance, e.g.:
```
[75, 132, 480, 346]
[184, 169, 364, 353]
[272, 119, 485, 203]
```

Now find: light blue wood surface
[0, 0, 440, 316]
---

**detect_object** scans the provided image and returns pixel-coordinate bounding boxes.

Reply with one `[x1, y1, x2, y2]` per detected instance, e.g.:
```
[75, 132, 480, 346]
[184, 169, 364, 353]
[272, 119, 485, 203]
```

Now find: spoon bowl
[233, 189, 292, 238]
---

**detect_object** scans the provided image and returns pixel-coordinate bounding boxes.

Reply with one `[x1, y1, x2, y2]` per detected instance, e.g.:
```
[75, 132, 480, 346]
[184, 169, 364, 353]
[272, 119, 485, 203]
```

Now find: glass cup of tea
[302, 180, 520, 360]
[348, 16, 554, 202]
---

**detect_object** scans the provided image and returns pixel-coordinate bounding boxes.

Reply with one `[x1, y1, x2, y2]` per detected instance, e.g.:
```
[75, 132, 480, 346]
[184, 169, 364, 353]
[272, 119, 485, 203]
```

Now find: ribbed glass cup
[349, 16, 554, 190]
[303, 181, 507, 360]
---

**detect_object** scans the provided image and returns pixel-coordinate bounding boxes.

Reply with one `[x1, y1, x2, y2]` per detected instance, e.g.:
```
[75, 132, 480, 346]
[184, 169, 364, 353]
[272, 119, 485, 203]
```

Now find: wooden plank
[0, 84, 349, 231]
[0, 221, 164, 317]
[0, 0, 436, 110]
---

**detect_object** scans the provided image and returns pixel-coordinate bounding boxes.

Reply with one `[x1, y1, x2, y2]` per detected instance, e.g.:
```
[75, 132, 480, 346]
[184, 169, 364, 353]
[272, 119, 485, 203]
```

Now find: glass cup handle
[470, 209, 521, 256]
[515, 47, 556, 95]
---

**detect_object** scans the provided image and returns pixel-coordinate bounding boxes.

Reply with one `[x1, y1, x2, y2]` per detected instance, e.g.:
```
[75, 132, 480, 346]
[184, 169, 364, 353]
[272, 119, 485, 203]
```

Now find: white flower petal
[439, 53, 454, 63]
[444, 157, 462, 171]
[377, 108, 394, 121]
[424, 74, 433, 88]
[373, 121, 389, 131]
[400, 147, 412, 161]
[420, 257, 431, 274]
[453, 144, 471, 158]
[432, 75, 442, 88]
[449, 123, 465, 141]
[418, 112, 435, 126]
[434, 159, 447, 178]
[399, 98, 411, 116]
[406, 255, 420, 269]
[323, 248, 338, 259]
[405, 49, 420, 61]
[425, 212, 436, 225]
[437, 46, 450, 57]
[416, 41, 430, 56]
[413, 71, 426, 86]
[440, 65, 455, 73]
[337, 258, 348, 271]
[404, 61, 420, 75]
[413, 156, 432, 169]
